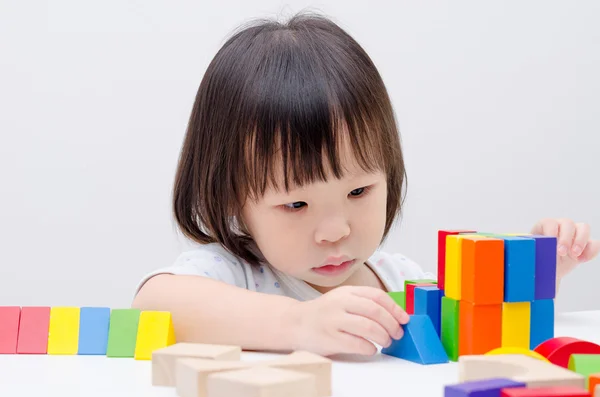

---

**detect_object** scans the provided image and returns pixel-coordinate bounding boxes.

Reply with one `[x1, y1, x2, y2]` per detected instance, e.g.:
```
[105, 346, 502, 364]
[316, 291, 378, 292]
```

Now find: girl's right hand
[284, 285, 409, 356]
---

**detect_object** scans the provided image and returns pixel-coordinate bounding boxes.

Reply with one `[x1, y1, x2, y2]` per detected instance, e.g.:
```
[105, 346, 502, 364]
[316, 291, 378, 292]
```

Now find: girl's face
[241, 141, 388, 293]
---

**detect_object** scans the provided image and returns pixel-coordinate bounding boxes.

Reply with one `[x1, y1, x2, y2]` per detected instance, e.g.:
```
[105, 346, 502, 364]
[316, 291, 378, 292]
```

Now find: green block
[388, 291, 406, 310]
[106, 308, 141, 357]
[404, 279, 437, 294]
[441, 296, 459, 361]
[568, 354, 600, 388]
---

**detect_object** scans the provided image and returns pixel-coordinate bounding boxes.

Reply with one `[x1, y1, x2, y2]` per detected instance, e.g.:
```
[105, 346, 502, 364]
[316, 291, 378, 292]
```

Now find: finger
[557, 219, 576, 257]
[335, 331, 378, 356]
[343, 294, 403, 340]
[571, 223, 591, 258]
[531, 218, 559, 237]
[339, 314, 392, 348]
[350, 286, 410, 325]
[577, 239, 600, 263]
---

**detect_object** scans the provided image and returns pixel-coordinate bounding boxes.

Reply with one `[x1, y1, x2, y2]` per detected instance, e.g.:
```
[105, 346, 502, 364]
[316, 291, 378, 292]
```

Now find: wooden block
[512, 235, 557, 300]
[438, 230, 476, 290]
[441, 296, 460, 361]
[414, 286, 443, 336]
[382, 314, 448, 364]
[530, 299, 554, 350]
[134, 311, 176, 360]
[47, 307, 80, 355]
[458, 354, 585, 389]
[486, 347, 549, 362]
[461, 236, 505, 304]
[501, 386, 590, 396]
[388, 291, 406, 310]
[406, 283, 436, 315]
[459, 300, 502, 356]
[206, 366, 317, 397]
[589, 374, 600, 396]
[445, 235, 465, 300]
[569, 355, 600, 390]
[16, 307, 50, 354]
[176, 358, 253, 397]
[502, 302, 531, 349]
[266, 351, 332, 397]
[534, 337, 600, 368]
[78, 307, 111, 355]
[499, 236, 536, 302]
[152, 343, 241, 386]
[106, 308, 141, 357]
[444, 378, 525, 396]
[0, 306, 21, 354]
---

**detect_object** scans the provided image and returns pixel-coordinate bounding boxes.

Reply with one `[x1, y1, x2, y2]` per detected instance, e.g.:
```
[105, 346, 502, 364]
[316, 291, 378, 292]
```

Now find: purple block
[520, 235, 557, 299]
[444, 378, 525, 396]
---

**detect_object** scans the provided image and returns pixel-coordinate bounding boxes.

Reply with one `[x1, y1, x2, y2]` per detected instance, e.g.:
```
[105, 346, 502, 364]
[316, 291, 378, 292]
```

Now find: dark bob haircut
[172, 11, 407, 266]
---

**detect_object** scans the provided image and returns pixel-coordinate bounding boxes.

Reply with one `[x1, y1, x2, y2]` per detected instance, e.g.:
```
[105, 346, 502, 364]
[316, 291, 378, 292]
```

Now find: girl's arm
[132, 274, 299, 352]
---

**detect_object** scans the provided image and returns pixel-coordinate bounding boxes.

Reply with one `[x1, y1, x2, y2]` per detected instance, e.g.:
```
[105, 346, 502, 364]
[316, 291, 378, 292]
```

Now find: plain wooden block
[16, 307, 50, 354]
[47, 307, 80, 355]
[206, 366, 317, 397]
[152, 343, 241, 386]
[176, 358, 251, 397]
[0, 307, 21, 354]
[458, 354, 585, 389]
[266, 351, 332, 397]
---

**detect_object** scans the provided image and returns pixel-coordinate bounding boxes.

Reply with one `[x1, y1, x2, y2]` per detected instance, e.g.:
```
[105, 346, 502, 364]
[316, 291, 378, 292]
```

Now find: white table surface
[1, 310, 600, 396]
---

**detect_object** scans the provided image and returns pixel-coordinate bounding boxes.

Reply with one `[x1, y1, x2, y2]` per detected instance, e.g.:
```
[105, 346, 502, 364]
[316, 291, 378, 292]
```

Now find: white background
[0, 1, 598, 312]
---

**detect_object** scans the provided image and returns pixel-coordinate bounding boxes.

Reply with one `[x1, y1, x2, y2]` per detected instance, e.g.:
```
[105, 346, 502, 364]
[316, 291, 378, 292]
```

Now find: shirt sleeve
[134, 246, 250, 295]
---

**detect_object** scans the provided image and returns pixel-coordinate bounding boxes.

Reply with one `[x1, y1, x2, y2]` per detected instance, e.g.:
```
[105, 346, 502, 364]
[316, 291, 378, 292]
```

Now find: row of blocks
[0, 306, 174, 359]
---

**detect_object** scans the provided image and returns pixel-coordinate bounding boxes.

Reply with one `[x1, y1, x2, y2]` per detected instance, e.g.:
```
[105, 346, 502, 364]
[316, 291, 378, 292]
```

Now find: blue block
[382, 314, 448, 364]
[516, 235, 557, 300]
[78, 307, 111, 355]
[444, 378, 526, 396]
[501, 237, 536, 302]
[414, 286, 442, 337]
[530, 299, 554, 350]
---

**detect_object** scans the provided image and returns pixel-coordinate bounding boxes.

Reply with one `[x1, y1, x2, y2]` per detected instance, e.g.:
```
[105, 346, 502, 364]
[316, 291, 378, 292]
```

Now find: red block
[406, 283, 436, 314]
[0, 307, 21, 354]
[438, 230, 476, 291]
[16, 307, 50, 354]
[534, 337, 600, 368]
[501, 386, 590, 396]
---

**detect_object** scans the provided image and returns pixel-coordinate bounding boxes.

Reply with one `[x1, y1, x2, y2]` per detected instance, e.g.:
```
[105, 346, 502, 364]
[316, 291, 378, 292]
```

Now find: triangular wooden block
[106, 308, 140, 358]
[382, 314, 449, 364]
[134, 311, 175, 360]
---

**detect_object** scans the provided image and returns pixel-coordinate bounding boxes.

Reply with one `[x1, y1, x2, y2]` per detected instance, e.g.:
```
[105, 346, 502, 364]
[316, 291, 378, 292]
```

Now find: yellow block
[47, 307, 80, 355]
[486, 346, 549, 362]
[134, 311, 176, 360]
[445, 234, 480, 300]
[501, 302, 530, 348]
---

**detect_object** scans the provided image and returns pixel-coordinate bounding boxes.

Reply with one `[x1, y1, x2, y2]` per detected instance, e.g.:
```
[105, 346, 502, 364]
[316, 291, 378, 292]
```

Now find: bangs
[232, 23, 392, 201]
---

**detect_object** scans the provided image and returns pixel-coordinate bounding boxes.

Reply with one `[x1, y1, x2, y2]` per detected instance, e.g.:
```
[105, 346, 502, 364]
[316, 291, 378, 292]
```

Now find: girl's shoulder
[367, 250, 437, 291]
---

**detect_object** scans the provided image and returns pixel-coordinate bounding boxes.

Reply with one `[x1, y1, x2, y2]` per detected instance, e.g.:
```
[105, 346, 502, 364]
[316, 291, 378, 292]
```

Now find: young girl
[133, 12, 599, 357]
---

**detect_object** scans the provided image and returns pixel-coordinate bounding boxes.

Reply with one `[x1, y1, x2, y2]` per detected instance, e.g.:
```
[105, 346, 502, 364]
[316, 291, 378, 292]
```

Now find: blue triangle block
[382, 314, 449, 364]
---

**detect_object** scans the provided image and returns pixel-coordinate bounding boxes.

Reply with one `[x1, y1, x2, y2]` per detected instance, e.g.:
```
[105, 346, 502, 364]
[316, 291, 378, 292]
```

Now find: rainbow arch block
[0, 306, 175, 360]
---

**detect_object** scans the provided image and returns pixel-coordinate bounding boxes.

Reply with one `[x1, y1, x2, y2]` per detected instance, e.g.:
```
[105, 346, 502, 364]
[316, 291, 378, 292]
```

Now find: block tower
[437, 230, 557, 361]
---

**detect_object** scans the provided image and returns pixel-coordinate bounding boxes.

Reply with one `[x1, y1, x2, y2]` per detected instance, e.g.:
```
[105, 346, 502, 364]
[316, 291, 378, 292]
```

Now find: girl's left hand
[531, 218, 600, 280]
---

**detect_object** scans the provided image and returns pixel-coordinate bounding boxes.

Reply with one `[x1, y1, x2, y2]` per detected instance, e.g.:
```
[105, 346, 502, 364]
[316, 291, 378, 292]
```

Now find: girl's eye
[283, 201, 306, 212]
[350, 186, 372, 197]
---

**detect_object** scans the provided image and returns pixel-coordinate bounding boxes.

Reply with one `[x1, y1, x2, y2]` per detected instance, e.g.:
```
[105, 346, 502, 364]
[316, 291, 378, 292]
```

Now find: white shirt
[135, 243, 436, 301]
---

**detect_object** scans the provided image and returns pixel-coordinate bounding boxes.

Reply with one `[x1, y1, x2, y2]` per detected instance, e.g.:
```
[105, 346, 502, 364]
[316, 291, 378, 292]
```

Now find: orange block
[461, 236, 504, 304]
[459, 300, 502, 356]
[589, 373, 600, 394]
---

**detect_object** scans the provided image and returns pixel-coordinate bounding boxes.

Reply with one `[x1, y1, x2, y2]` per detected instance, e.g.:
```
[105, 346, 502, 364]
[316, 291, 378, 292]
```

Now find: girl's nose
[314, 215, 351, 244]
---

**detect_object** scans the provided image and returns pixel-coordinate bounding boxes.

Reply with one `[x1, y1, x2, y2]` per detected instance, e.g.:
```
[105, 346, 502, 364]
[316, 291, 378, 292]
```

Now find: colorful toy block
[382, 314, 449, 364]
[530, 299, 554, 350]
[388, 291, 406, 310]
[534, 337, 600, 368]
[459, 300, 502, 356]
[513, 234, 557, 300]
[460, 236, 504, 304]
[485, 347, 549, 362]
[78, 307, 111, 355]
[414, 286, 443, 336]
[438, 230, 476, 290]
[441, 296, 460, 361]
[497, 236, 536, 302]
[106, 308, 141, 357]
[588, 374, 600, 396]
[0, 306, 21, 354]
[134, 311, 176, 360]
[568, 354, 600, 389]
[406, 282, 436, 314]
[16, 306, 50, 354]
[458, 354, 585, 389]
[500, 387, 590, 396]
[47, 307, 80, 355]
[445, 235, 467, 300]
[502, 302, 531, 349]
[444, 378, 525, 396]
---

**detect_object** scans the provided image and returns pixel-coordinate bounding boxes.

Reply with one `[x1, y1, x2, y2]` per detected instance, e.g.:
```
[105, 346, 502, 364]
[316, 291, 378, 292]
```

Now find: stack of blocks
[0, 306, 175, 359]
[382, 228, 558, 365]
